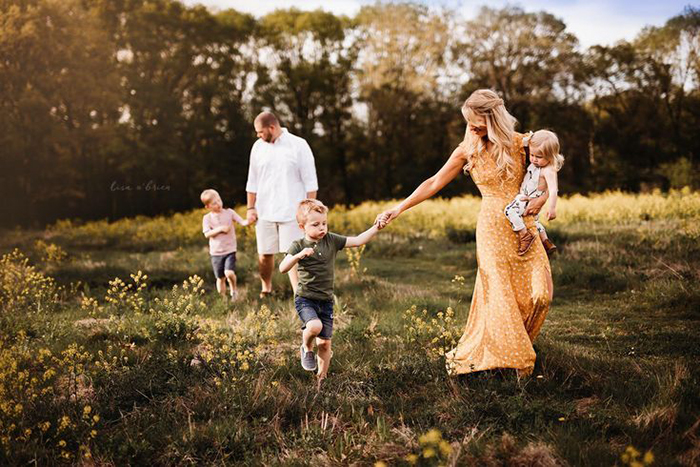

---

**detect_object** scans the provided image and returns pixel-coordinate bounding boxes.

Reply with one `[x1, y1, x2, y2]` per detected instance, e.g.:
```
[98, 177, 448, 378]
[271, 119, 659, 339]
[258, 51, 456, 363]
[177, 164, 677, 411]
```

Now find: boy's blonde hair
[296, 198, 328, 225]
[200, 189, 219, 206]
[530, 130, 565, 171]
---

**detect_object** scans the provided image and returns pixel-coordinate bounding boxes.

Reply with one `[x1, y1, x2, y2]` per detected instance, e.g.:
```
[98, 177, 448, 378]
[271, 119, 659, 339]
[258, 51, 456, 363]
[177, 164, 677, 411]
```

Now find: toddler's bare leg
[303, 319, 322, 351]
[316, 338, 332, 379]
[224, 270, 237, 298]
[216, 277, 227, 298]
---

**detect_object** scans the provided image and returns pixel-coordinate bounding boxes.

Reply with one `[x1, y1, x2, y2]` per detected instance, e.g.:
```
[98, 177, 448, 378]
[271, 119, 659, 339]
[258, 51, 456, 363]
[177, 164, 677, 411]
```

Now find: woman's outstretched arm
[376, 146, 467, 227]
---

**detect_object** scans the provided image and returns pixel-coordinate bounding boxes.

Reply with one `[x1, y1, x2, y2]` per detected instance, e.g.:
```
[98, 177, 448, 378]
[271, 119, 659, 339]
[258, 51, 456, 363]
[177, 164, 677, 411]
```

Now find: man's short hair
[254, 111, 280, 128]
[200, 189, 219, 206]
[296, 198, 328, 225]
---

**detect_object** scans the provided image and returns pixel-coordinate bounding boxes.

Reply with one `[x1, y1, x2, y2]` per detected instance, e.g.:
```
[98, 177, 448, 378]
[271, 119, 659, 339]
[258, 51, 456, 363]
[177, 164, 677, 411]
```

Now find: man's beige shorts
[255, 219, 304, 255]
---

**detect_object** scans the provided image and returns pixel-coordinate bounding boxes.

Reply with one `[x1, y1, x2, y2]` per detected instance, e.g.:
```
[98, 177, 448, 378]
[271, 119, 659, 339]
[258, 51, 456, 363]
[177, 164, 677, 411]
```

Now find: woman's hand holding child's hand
[547, 209, 556, 221]
[374, 207, 400, 229]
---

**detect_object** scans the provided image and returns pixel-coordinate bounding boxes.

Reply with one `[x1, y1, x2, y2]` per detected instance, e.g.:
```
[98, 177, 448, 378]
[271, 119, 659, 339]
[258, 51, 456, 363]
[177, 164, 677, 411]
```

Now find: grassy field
[1, 191, 699, 465]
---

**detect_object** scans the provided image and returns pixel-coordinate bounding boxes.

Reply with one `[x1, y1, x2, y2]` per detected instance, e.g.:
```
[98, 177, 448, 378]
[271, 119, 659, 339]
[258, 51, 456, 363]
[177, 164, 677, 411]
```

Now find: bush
[0, 249, 60, 319]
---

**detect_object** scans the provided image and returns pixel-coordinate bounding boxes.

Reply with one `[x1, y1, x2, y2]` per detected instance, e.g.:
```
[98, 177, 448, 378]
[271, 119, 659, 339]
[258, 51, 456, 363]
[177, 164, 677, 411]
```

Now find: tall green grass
[0, 191, 698, 464]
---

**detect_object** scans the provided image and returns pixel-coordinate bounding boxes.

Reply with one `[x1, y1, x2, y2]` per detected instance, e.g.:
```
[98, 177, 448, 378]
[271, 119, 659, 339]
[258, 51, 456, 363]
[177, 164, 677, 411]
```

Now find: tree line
[1, 0, 699, 227]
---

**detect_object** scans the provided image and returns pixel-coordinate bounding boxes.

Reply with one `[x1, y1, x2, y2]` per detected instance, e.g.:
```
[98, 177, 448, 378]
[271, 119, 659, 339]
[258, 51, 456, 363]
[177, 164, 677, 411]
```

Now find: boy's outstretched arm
[232, 209, 249, 226]
[279, 247, 315, 273]
[344, 225, 379, 248]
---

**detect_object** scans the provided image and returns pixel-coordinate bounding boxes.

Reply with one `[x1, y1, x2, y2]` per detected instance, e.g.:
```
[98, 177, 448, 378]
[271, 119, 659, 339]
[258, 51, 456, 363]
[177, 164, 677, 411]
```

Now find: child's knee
[224, 270, 236, 280]
[316, 339, 331, 352]
[305, 319, 323, 335]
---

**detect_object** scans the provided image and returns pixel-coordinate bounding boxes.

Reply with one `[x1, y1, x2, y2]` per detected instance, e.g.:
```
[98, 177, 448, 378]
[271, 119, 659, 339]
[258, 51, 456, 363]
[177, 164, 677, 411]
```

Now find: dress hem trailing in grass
[446, 133, 552, 376]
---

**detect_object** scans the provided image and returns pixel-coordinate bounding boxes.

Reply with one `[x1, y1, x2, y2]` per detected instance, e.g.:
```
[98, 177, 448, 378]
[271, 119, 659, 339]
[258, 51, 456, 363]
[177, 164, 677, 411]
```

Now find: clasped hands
[373, 207, 401, 230]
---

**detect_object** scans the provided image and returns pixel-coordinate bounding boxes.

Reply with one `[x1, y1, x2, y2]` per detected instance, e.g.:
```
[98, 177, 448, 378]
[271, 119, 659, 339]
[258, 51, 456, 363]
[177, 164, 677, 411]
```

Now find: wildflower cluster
[345, 244, 367, 277]
[402, 305, 457, 359]
[620, 445, 654, 466]
[239, 305, 280, 351]
[405, 429, 452, 466]
[194, 329, 254, 387]
[105, 271, 148, 314]
[0, 334, 99, 461]
[93, 344, 137, 376]
[451, 274, 466, 289]
[149, 275, 206, 341]
[680, 220, 700, 240]
[34, 240, 68, 264]
[80, 294, 103, 317]
[0, 249, 59, 316]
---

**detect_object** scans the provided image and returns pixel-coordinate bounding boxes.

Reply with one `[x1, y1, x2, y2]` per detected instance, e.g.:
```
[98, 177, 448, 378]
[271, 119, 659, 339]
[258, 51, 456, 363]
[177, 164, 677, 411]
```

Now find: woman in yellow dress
[375, 89, 553, 376]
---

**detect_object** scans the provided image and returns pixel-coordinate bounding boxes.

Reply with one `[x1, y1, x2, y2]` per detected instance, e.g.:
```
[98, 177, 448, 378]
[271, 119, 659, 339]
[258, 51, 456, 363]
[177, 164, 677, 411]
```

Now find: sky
[180, 0, 695, 48]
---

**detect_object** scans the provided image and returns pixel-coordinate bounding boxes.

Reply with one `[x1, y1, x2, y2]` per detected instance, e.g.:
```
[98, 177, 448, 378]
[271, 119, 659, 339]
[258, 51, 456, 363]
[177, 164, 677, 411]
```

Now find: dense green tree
[354, 3, 461, 200]
[252, 9, 358, 204]
[456, 6, 582, 111]
[0, 0, 121, 224]
[584, 7, 700, 189]
[0, 1, 698, 227]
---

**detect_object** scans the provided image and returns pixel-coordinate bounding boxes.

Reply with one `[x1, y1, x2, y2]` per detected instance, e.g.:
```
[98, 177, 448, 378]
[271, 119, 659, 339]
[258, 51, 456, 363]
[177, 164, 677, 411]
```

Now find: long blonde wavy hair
[461, 89, 518, 179]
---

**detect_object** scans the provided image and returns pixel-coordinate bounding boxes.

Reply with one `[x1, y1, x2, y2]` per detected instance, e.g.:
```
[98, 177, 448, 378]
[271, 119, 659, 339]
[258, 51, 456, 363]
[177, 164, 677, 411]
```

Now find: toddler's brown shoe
[542, 238, 557, 255]
[517, 230, 536, 256]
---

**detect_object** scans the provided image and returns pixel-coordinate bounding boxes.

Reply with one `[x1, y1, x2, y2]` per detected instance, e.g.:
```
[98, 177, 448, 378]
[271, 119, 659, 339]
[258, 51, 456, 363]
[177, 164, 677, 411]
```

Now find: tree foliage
[1, 1, 698, 227]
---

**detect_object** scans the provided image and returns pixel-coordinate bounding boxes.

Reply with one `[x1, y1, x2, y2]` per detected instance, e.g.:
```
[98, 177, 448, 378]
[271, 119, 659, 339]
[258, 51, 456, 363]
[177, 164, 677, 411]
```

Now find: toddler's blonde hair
[200, 189, 219, 206]
[530, 130, 565, 171]
[296, 199, 328, 225]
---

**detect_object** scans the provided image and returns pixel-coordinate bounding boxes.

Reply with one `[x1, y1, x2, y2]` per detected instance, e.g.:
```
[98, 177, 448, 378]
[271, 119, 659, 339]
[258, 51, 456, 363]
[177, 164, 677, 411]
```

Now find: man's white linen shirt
[246, 128, 319, 222]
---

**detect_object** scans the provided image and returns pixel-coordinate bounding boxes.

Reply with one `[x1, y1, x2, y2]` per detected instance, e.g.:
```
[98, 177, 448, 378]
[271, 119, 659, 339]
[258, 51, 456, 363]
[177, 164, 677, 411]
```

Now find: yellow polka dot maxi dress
[445, 133, 552, 376]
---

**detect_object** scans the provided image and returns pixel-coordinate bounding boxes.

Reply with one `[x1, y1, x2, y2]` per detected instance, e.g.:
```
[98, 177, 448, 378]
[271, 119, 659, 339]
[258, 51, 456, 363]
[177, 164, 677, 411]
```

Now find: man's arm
[299, 140, 319, 197]
[245, 145, 259, 224]
[246, 192, 258, 224]
[344, 225, 379, 248]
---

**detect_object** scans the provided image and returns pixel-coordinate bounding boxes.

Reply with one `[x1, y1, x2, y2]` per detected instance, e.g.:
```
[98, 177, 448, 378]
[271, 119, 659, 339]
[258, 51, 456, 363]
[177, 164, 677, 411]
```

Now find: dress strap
[522, 131, 533, 168]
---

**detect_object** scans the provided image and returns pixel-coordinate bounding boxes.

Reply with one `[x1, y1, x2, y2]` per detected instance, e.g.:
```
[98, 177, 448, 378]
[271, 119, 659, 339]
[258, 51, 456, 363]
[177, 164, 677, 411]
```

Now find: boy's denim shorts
[294, 296, 334, 340]
[210, 252, 236, 279]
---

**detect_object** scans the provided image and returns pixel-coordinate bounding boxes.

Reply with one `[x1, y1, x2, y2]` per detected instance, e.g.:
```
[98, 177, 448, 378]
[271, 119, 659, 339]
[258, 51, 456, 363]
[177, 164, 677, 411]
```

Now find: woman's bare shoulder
[451, 144, 469, 160]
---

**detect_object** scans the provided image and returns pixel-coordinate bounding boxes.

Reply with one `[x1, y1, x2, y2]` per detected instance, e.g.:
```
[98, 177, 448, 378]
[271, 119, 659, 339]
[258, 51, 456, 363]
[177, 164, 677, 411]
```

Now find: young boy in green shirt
[279, 199, 379, 379]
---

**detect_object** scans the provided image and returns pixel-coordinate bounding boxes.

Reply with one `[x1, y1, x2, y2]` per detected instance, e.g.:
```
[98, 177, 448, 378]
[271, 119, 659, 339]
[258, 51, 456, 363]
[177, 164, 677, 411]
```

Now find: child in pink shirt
[201, 189, 248, 300]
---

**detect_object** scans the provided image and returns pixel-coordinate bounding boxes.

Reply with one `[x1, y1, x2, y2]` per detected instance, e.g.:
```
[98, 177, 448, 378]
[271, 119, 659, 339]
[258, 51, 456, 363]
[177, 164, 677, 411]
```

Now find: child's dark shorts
[294, 296, 333, 340]
[210, 252, 236, 279]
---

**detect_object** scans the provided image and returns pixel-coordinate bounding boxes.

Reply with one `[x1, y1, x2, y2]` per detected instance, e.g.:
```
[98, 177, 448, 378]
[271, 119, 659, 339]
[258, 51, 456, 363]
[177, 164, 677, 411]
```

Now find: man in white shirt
[246, 111, 319, 297]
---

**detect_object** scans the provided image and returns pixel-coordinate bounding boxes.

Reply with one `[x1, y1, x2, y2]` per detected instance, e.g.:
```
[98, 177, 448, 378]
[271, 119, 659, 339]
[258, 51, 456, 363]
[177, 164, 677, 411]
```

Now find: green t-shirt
[287, 232, 347, 301]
